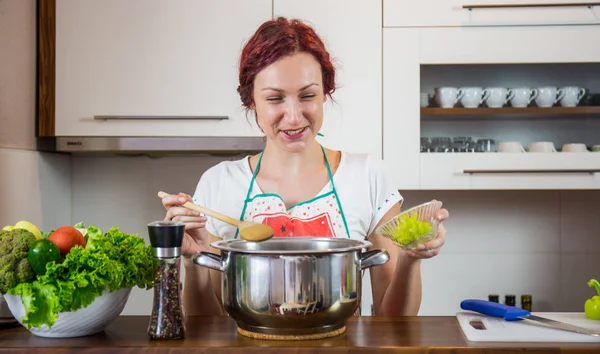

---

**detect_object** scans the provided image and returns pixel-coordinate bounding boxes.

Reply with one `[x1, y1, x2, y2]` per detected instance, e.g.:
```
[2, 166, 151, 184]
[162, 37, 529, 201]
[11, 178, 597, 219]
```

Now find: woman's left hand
[405, 204, 449, 259]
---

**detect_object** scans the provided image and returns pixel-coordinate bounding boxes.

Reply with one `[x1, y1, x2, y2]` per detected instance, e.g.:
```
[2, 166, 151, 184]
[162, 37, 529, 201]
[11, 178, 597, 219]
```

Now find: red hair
[237, 17, 336, 111]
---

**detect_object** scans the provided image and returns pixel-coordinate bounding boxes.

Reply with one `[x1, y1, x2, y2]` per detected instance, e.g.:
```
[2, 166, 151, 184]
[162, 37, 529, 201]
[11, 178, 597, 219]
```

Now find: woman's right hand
[161, 192, 209, 256]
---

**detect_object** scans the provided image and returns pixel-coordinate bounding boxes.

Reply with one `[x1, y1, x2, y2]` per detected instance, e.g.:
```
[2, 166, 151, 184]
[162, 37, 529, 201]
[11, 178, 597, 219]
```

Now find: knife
[460, 299, 600, 337]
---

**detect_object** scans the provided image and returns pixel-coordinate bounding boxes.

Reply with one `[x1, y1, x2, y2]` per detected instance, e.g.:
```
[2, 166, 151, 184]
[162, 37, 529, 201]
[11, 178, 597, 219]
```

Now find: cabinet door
[274, 0, 382, 157]
[383, 29, 420, 189]
[384, 0, 600, 28]
[55, 0, 271, 137]
[417, 25, 600, 64]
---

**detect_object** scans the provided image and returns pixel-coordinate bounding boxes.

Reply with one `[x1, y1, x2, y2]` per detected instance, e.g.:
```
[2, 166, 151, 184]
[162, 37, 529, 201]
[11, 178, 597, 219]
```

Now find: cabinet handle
[93, 115, 228, 120]
[463, 169, 600, 174]
[462, 2, 600, 9]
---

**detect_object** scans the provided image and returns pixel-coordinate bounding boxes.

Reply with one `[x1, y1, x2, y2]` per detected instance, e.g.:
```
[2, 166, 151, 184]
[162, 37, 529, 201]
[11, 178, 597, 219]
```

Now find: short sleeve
[367, 155, 403, 236]
[192, 167, 221, 238]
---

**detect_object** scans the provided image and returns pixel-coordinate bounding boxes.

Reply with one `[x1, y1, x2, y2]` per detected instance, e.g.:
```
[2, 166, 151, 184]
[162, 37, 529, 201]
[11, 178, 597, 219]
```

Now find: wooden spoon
[157, 191, 274, 242]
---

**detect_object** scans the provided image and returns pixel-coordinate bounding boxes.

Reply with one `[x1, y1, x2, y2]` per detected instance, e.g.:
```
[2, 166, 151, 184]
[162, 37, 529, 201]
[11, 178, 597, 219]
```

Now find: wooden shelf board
[421, 106, 600, 120]
[422, 106, 600, 115]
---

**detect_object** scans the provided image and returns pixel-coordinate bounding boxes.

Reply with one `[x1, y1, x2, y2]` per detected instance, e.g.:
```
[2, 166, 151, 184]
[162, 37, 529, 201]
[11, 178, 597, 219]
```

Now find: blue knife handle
[460, 299, 531, 321]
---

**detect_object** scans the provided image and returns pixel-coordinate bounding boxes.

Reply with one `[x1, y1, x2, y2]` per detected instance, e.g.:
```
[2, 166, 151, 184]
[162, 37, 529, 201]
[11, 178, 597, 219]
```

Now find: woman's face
[252, 52, 325, 153]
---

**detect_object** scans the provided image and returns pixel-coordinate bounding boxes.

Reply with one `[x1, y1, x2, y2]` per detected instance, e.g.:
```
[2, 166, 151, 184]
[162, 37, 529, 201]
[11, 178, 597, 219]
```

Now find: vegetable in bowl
[0, 228, 37, 294]
[1, 222, 155, 333]
[376, 201, 442, 250]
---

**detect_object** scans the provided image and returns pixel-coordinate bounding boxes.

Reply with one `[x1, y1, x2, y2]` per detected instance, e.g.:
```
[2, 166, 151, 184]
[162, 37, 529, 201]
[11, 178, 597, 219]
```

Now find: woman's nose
[284, 99, 303, 123]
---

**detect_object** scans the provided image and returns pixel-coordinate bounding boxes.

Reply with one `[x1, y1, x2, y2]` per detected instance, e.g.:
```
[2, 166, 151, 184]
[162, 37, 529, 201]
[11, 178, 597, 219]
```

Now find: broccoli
[0, 228, 37, 293]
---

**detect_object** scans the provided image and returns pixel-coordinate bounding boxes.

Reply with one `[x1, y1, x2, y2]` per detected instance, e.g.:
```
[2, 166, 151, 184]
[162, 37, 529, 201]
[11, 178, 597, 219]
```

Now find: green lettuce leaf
[8, 281, 60, 329]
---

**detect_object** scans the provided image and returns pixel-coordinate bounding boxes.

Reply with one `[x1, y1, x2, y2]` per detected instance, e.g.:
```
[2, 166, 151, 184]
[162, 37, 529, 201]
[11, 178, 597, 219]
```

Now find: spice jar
[521, 294, 532, 311]
[147, 221, 186, 340]
[505, 295, 516, 307]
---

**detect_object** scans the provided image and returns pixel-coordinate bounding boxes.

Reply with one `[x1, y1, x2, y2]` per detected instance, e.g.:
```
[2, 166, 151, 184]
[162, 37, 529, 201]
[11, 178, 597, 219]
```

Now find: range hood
[37, 136, 266, 154]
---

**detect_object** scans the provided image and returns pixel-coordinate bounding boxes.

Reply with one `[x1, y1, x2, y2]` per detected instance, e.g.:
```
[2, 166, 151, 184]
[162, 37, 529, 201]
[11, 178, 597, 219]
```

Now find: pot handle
[360, 249, 390, 270]
[192, 252, 225, 272]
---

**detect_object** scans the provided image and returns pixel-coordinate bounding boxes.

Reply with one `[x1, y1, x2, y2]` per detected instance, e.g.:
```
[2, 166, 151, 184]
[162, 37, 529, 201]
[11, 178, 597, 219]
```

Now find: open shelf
[421, 106, 600, 120]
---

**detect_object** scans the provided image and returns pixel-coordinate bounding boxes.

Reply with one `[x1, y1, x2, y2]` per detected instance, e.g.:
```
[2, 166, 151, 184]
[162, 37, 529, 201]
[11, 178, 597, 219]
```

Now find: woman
[162, 17, 449, 317]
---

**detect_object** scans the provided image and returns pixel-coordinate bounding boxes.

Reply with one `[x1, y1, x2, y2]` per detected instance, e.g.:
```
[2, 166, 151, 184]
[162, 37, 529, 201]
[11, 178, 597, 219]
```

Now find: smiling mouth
[281, 127, 307, 136]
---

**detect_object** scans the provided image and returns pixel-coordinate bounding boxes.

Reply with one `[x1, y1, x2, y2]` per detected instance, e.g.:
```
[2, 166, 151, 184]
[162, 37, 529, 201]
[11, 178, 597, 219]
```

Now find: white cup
[535, 87, 565, 108]
[562, 143, 588, 152]
[529, 141, 557, 153]
[510, 88, 538, 108]
[485, 87, 515, 108]
[420, 93, 430, 107]
[459, 87, 490, 108]
[559, 87, 586, 107]
[498, 141, 526, 153]
[435, 87, 464, 108]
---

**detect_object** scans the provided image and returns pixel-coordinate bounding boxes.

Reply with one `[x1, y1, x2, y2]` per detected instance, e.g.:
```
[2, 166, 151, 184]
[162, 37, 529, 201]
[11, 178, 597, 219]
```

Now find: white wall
[0, 149, 71, 231]
[70, 155, 600, 316]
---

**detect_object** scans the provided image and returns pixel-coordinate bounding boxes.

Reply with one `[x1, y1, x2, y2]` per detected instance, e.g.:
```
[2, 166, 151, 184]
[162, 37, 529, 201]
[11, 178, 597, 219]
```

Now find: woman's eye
[266, 96, 282, 102]
[301, 94, 316, 100]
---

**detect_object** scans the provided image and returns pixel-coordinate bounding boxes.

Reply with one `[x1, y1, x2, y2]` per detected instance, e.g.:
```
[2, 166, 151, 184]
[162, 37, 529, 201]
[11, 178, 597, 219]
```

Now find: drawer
[420, 154, 472, 189]
[384, 0, 600, 27]
[420, 153, 600, 190]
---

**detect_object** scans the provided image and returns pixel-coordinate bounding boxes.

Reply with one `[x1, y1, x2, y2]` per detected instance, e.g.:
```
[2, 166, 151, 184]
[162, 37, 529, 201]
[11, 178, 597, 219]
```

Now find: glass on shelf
[449, 136, 473, 152]
[422, 136, 480, 153]
[431, 137, 451, 152]
[476, 139, 496, 152]
[420, 137, 432, 152]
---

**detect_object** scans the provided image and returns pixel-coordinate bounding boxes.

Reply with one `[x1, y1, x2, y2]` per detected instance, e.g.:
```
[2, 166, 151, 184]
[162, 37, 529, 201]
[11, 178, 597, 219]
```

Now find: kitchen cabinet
[383, 26, 600, 190]
[383, 0, 600, 28]
[274, 0, 382, 157]
[49, 0, 271, 138]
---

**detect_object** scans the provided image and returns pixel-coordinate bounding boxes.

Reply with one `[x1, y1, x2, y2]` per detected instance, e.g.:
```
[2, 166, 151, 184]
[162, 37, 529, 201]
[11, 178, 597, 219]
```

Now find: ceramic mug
[559, 87, 586, 107]
[460, 87, 490, 108]
[420, 93, 430, 107]
[529, 141, 557, 152]
[435, 87, 464, 108]
[535, 87, 565, 108]
[498, 141, 526, 153]
[510, 87, 538, 108]
[562, 143, 588, 152]
[485, 88, 515, 108]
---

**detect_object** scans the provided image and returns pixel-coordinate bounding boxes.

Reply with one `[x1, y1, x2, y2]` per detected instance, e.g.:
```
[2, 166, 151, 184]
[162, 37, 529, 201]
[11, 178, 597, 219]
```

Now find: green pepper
[585, 279, 600, 320]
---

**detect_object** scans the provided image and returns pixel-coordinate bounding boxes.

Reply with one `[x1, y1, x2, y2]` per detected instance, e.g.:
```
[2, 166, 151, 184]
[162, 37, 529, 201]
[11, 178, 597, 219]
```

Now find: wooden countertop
[1, 316, 599, 353]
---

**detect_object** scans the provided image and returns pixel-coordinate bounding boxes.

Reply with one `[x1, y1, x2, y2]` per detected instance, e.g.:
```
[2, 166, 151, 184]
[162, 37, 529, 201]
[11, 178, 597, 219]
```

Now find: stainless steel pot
[193, 237, 389, 336]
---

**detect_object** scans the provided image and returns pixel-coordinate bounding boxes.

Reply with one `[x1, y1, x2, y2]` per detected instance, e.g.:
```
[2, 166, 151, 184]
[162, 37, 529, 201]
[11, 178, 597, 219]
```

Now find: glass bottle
[521, 294, 532, 311]
[505, 294, 516, 307]
[488, 294, 499, 303]
[147, 221, 186, 340]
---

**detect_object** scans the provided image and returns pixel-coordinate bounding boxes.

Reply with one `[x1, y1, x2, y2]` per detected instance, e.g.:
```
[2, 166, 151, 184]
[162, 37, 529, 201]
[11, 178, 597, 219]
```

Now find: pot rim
[210, 237, 372, 255]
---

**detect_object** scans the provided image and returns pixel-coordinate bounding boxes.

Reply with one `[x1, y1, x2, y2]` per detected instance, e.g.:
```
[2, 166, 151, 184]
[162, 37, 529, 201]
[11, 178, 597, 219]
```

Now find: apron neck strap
[247, 146, 334, 199]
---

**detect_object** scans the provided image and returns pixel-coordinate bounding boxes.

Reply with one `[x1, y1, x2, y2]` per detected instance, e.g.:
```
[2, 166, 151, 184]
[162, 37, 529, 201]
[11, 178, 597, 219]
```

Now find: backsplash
[66, 154, 600, 316]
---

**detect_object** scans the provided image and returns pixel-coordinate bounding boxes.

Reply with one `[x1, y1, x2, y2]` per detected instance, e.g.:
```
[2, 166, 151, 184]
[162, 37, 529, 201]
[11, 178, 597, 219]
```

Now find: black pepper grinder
[147, 220, 186, 340]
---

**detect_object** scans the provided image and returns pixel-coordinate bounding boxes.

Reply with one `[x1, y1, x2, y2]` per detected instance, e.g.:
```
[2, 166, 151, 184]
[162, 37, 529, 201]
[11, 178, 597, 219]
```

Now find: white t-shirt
[192, 152, 403, 240]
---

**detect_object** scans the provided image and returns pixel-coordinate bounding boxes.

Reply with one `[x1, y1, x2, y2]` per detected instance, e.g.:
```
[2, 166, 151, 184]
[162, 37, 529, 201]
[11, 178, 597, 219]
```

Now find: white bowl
[4, 288, 131, 338]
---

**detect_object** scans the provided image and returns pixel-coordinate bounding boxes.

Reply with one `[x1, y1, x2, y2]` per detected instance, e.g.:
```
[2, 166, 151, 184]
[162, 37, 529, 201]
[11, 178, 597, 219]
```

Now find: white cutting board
[457, 311, 600, 343]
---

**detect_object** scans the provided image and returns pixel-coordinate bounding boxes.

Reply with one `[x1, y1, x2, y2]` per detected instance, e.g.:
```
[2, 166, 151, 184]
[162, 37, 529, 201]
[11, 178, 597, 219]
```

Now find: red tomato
[48, 226, 86, 254]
